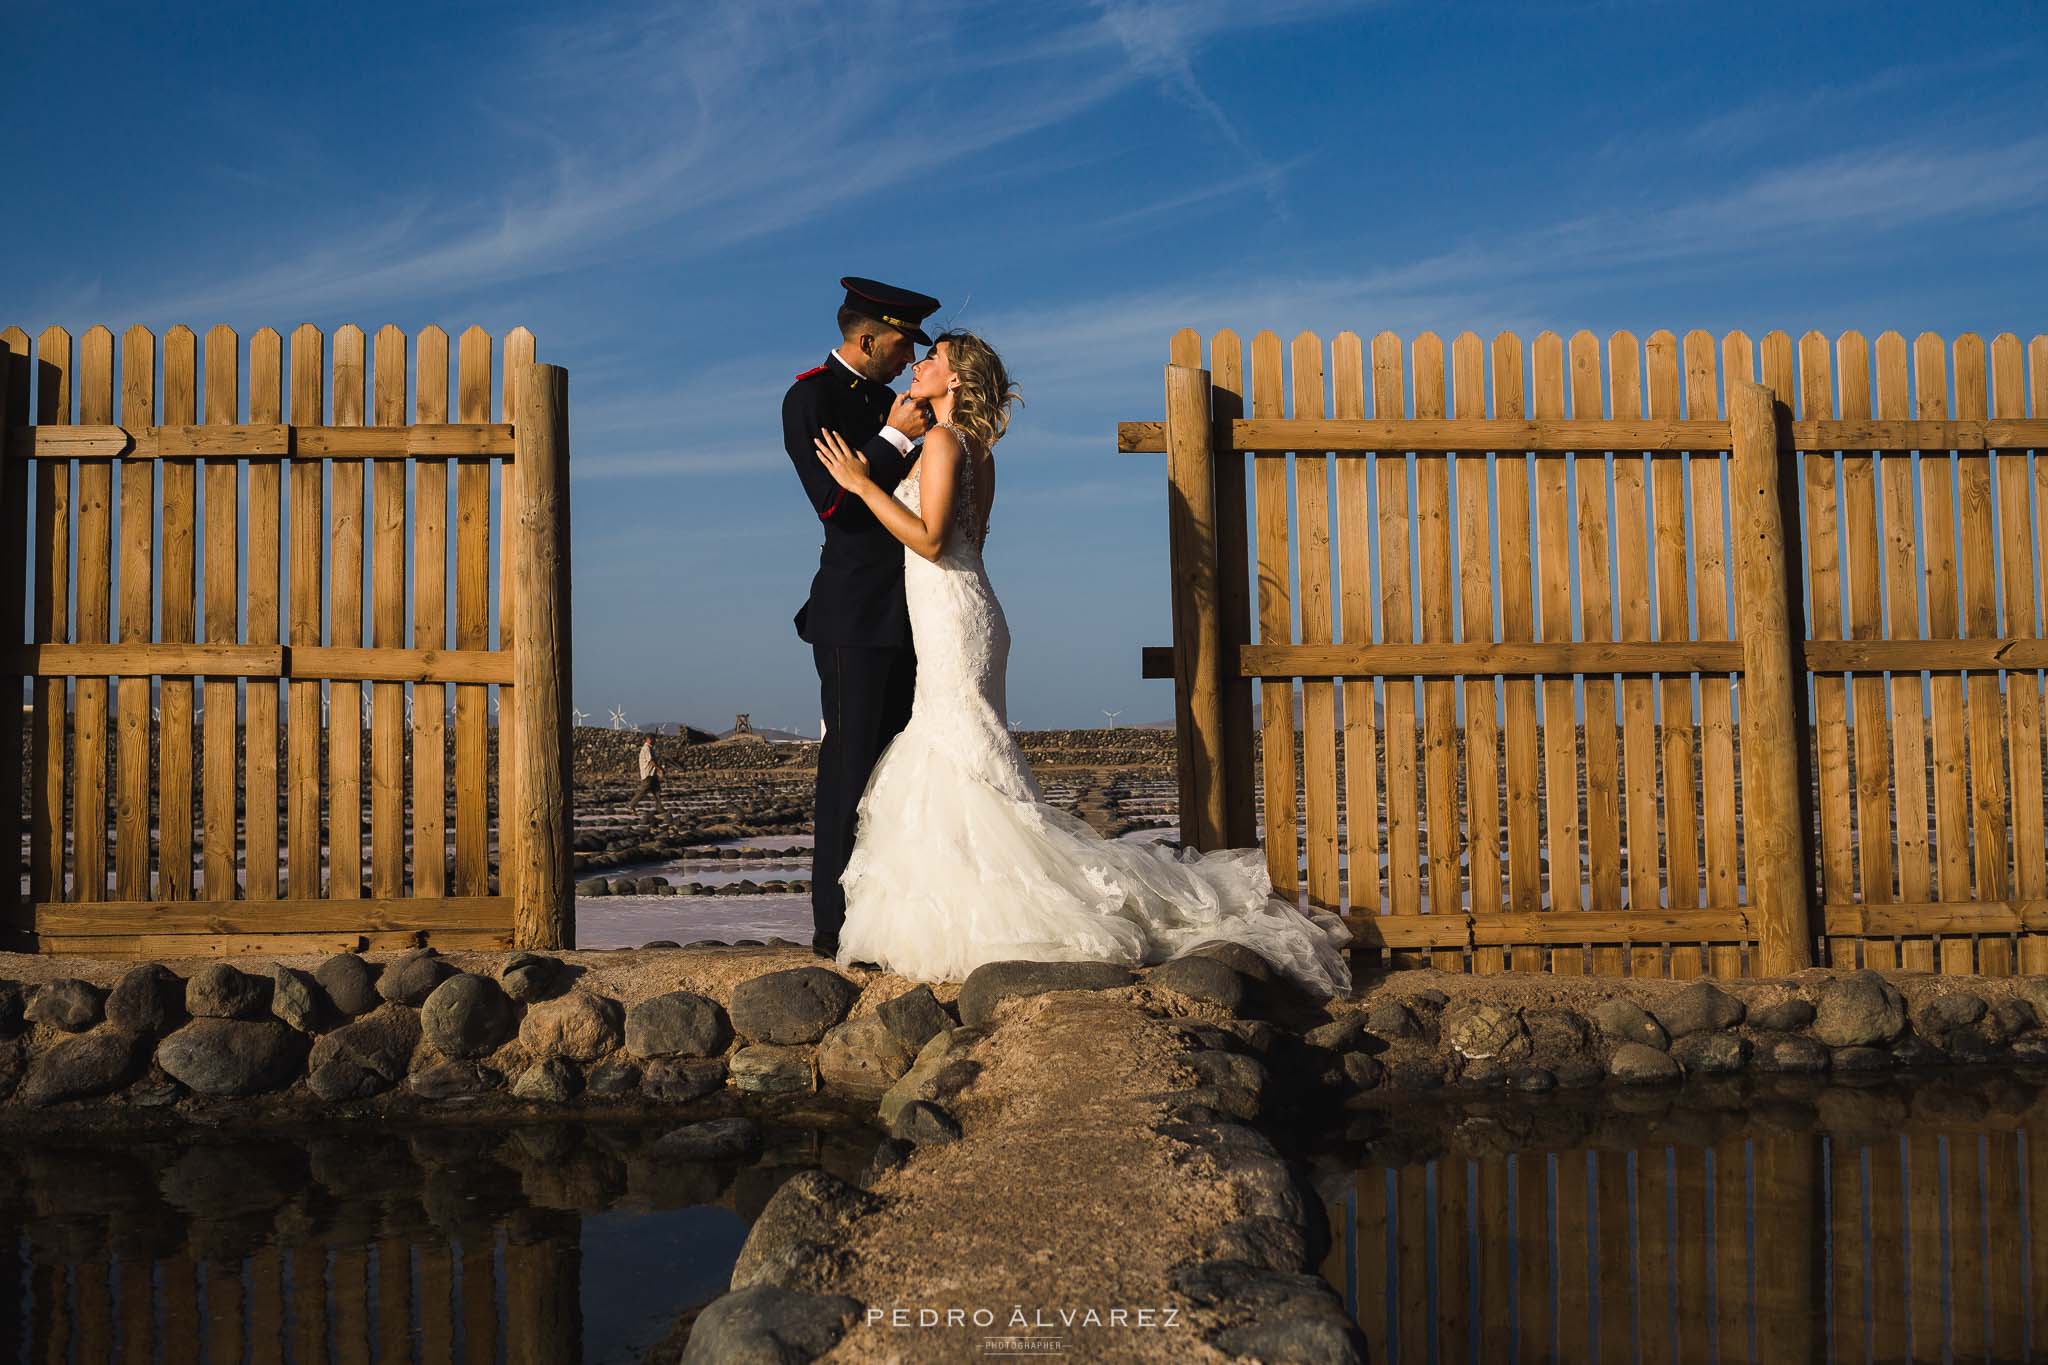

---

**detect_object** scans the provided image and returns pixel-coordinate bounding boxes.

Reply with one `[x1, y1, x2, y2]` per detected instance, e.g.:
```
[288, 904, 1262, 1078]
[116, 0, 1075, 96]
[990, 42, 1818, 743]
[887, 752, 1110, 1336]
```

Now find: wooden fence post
[0, 335, 23, 947]
[1730, 379, 1813, 973]
[1165, 363, 1230, 851]
[512, 363, 573, 949]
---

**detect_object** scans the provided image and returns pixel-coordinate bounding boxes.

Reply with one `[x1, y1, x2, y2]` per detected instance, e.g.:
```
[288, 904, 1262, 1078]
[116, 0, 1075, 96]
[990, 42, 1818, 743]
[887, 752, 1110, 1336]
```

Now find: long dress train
[835, 423, 1352, 998]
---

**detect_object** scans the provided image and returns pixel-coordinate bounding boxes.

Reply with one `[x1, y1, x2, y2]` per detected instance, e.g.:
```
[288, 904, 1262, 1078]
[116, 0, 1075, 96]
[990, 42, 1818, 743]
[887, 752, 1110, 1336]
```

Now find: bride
[811, 330, 1353, 998]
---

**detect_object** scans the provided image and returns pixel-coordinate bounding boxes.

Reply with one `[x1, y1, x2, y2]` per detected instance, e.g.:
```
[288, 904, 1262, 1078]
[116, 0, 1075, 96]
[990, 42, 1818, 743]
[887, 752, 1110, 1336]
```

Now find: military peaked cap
[840, 276, 942, 346]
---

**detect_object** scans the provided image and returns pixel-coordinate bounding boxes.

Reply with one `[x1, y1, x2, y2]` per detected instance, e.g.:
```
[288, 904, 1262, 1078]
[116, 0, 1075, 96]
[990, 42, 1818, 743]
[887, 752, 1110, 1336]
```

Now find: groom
[782, 276, 942, 959]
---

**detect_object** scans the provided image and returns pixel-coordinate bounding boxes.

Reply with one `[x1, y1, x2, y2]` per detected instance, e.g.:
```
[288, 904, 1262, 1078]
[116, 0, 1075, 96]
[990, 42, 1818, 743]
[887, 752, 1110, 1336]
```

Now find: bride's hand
[814, 429, 874, 493]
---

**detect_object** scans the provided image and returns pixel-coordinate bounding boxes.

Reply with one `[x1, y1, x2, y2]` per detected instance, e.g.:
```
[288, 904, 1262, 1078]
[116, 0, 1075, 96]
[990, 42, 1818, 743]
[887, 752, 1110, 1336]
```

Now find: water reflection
[1316, 1078, 2048, 1364]
[1, 1118, 881, 1363]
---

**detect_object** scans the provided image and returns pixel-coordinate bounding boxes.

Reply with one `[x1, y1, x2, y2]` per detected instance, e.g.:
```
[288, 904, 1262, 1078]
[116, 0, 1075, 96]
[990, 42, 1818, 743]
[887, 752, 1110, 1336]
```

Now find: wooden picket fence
[1123, 326, 2048, 977]
[0, 323, 574, 956]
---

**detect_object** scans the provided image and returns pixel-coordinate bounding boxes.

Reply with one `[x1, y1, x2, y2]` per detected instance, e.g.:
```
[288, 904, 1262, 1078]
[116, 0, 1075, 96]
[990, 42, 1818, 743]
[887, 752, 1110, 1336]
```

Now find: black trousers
[810, 640, 915, 949]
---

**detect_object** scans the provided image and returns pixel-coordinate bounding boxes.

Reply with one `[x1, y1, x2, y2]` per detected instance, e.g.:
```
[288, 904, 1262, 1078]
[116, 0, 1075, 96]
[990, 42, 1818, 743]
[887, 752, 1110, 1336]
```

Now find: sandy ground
[819, 990, 1242, 1364]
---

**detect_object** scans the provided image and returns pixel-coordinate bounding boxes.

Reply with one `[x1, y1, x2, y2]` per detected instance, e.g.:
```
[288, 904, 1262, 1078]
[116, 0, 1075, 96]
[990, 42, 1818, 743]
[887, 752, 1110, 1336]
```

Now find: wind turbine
[609, 706, 629, 731]
[571, 706, 588, 727]
[1101, 707, 1123, 727]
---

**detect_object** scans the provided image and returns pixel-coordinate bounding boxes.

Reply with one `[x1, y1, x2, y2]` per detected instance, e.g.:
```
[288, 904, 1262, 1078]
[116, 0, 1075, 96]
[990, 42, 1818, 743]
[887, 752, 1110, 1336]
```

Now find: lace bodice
[895, 420, 988, 561]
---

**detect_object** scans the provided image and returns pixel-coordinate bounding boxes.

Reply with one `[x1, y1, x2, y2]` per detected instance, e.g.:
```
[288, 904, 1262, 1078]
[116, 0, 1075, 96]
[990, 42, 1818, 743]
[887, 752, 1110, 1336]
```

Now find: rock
[2016, 976, 2048, 1023]
[155, 1019, 309, 1097]
[1511, 1066, 1557, 1092]
[876, 984, 952, 1050]
[0, 1040, 21, 1102]
[0, 982, 23, 1036]
[269, 966, 326, 1033]
[420, 974, 518, 1059]
[585, 1059, 642, 1096]
[513, 1056, 582, 1102]
[518, 991, 624, 1062]
[576, 879, 609, 897]
[1753, 1032, 1830, 1073]
[1215, 1312, 1369, 1365]
[1341, 1052, 1384, 1089]
[406, 1060, 499, 1100]
[861, 1138, 913, 1187]
[815, 1018, 915, 1097]
[1147, 956, 1247, 1012]
[377, 950, 455, 1007]
[498, 953, 563, 1004]
[626, 991, 732, 1059]
[1592, 1000, 1669, 1051]
[1830, 1046, 1893, 1073]
[1555, 1059, 1605, 1088]
[1305, 1016, 1368, 1051]
[1813, 971, 1907, 1047]
[1364, 1001, 1421, 1041]
[1204, 1215, 1309, 1274]
[1750, 998, 1816, 1032]
[636, 876, 670, 894]
[644, 1058, 728, 1103]
[889, 1100, 962, 1145]
[955, 960, 1134, 1028]
[1459, 1058, 1508, 1087]
[1609, 1042, 1681, 1084]
[314, 954, 381, 1017]
[729, 968, 859, 1044]
[879, 1028, 978, 1127]
[654, 1117, 764, 1162]
[1444, 1002, 1530, 1061]
[308, 1005, 422, 1090]
[728, 1168, 882, 1291]
[105, 964, 184, 1034]
[1188, 1050, 1267, 1121]
[1671, 1032, 1750, 1075]
[680, 1285, 863, 1365]
[185, 963, 270, 1020]
[1652, 981, 1746, 1039]
[27, 978, 105, 1032]
[1523, 1007, 1593, 1064]
[729, 1044, 814, 1094]
[21, 1030, 150, 1105]
[1988, 998, 2037, 1042]
[1891, 1035, 1944, 1067]
[1412, 988, 1451, 1009]
[1185, 939, 1277, 984]
[1915, 992, 1987, 1038]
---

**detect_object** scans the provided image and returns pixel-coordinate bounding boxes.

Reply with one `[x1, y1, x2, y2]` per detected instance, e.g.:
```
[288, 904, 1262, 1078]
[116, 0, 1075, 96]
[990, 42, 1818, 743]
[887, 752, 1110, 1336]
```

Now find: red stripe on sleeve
[819, 489, 844, 520]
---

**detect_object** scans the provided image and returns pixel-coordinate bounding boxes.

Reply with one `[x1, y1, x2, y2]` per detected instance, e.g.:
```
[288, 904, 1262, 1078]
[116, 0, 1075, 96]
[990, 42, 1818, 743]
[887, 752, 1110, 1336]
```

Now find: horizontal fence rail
[1126, 325, 2048, 980]
[0, 322, 573, 956]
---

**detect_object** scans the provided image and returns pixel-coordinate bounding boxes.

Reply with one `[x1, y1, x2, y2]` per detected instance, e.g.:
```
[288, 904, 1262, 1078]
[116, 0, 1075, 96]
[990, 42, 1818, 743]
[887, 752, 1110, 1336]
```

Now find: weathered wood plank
[1919, 334, 1973, 973]
[1457, 332, 1502, 965]
[1498, 334, 1543, 970]
[1879, 332, 1933, 969]
[372, 326, 408, 899]
[202, 325, 241, 901]
[1572, 330, 1625, 974]
[1413, 333, 1462, 965]
[115, 325, 155, 898]
[414, 327, 451, 899]
[1611, 332, 1662, 975]
[1839, 331, 1896, 967]
[2003, 332, 2048, 972]
[1331, 332, 1380, 923]
[1534, 332, 1581, 970]
[329, 324, 367, 899]
[1648, 331, 1699, 975]
[1802, 331, 1855, 967]
[1374, 333, 1421, 954]
[246, 329, 284, 901]
[1291, 332, 1340, 915]
[74, 326, 114, 902]
[454, 327, 493, 896]
[1686, 331, 1740, 977]
[287, 325, 325, 899]
[160, 326, 197, 903]
[1957, 334, 2012, 974]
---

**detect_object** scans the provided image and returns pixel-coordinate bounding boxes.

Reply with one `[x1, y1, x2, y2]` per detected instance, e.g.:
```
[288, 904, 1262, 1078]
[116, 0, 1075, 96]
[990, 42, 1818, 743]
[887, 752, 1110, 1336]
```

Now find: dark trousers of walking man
[810, 642, 915, 950]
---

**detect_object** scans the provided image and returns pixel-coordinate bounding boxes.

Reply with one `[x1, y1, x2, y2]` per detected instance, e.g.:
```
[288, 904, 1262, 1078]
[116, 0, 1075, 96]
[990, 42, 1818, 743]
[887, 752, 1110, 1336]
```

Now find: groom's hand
[887, 391, 932, 441]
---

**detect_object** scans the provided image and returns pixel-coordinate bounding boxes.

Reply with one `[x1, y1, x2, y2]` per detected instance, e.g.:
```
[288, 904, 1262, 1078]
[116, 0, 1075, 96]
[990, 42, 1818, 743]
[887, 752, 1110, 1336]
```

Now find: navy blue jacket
[782, 355, 917, 647]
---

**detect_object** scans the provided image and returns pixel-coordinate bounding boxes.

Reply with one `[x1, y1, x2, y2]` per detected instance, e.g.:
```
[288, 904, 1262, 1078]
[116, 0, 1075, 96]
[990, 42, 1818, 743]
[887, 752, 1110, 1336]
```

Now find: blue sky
[6, 0, 2044, 730]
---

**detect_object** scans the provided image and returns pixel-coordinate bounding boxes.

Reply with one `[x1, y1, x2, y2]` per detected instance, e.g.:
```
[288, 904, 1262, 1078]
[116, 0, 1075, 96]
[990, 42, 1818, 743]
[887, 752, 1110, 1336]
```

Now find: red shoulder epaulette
[793, 364, 826, 380]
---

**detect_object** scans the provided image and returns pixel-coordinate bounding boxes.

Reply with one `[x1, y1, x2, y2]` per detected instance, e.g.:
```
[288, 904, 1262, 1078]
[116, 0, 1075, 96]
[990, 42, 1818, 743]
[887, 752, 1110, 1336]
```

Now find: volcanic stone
[654, 1116, 764, 1162]
[186, 963, 270, 1020]
[268, 966, 326, 1033]
[407, 1060, 500, 1100]
[644, 1057, 728, 1103]
[513, 1056, 582, 1102]
[1916, 992, 1987, 1037]
[730, 1169, 884, 1292]
[1652, 981, 1746, 1039]
[1592, 1000, 1669, 1050]
[377, 951, 455, 1007]
[1147, 956, 1247, 1012]
[1813, 971, 1907, 1047]
[1342, 1052, 1384, 1089]
[1609, 1042, 1682, 1084]
[308, 1005, 422, 1086]
[106, 964, 184, 1034]
[626, 991, 731, 1059]
[729, 968, 859, 1044]
[679, 1285, 863, 1365]
[586, 1059, 642, 1096]
[314, 954, 381, 1016]
[815, 1018, 914, 1097]
[1671, 1032, 1751, 1075]
[22, 1029, 150, 1105]
[879, 1029, 977, 1126]
[1749, 998, 1816, 1032]
[420, 974, 517, 1059]
[1753, 1032, 1831, 1073]
[1364, 1001, 1421, 1041]
[27, 979, 105, 1033]
[876, 984, 952, 1050]
[155, 1019, 308, 1097]
[1444, 1002, 1530, 1061]
[519, 991, 624, 1062]
[1185, 938, 1277, 984]
[728, 1044, 813, 1095]
[0, 981, 23, 1036]
[889, 1100, 962, 1145]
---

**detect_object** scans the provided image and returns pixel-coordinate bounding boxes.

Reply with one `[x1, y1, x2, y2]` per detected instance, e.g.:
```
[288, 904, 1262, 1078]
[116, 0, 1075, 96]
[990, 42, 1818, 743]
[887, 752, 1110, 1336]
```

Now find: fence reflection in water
[1324, 1116, 2047, 1363]
[2, 1119, 876, 1362]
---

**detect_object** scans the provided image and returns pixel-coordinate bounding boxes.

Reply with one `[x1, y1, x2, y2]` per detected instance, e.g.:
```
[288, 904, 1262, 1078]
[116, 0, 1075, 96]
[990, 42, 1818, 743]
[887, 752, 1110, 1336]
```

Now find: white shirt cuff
[878, 425, 914, 455]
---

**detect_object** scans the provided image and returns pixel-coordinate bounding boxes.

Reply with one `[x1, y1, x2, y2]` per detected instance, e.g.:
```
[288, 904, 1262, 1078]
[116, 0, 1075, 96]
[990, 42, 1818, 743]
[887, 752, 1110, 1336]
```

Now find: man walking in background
[631, 734, 660, 812]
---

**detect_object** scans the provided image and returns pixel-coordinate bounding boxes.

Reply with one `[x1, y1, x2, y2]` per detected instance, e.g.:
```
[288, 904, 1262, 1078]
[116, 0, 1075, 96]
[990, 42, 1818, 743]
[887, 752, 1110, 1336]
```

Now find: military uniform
[782, 277, 941, 955]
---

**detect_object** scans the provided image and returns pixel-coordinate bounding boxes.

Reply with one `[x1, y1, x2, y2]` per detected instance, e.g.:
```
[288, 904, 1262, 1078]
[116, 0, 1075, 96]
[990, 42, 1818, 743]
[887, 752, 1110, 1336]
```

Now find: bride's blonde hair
[935, 330, 1020, 456]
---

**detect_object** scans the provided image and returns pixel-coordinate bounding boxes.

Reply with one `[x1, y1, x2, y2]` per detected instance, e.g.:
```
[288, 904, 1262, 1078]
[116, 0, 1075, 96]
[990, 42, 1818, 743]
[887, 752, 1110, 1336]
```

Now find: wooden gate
[0, 323, 573, 956]
[1123, 326, 2048, 978]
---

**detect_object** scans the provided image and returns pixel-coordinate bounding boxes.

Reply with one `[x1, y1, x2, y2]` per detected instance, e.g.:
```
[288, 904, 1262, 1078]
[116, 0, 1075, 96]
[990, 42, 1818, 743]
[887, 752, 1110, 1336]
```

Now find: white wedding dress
[833, 422, 1354, 998]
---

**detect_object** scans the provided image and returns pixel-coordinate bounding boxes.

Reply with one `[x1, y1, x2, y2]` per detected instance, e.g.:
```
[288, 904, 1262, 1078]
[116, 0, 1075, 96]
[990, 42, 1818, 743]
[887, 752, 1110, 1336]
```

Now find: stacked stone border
[7, 946, 2044, 1361]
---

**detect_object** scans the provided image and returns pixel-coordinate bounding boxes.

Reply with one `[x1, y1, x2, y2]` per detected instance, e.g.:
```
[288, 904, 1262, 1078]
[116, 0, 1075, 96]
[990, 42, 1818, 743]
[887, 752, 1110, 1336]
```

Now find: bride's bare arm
[814, 424, 960, 562]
